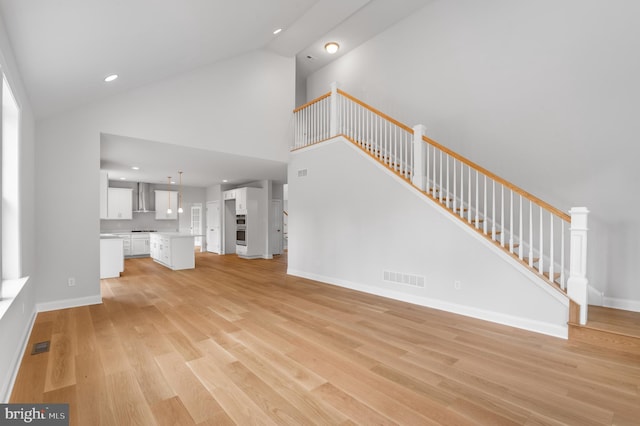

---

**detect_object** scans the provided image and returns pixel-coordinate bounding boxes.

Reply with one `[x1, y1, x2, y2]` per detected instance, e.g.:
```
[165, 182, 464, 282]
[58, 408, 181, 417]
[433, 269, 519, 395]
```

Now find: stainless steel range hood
[134, 182, 155, 212]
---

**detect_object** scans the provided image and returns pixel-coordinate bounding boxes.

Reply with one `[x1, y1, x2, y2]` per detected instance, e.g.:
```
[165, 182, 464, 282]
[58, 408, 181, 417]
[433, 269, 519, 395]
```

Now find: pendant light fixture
[177, 171, 184, 214]
[166, 176, 172, 214]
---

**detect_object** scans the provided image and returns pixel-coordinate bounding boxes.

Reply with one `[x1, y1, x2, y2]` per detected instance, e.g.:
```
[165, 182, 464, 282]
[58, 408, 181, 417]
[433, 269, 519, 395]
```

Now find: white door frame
[191, 203, 203, 251]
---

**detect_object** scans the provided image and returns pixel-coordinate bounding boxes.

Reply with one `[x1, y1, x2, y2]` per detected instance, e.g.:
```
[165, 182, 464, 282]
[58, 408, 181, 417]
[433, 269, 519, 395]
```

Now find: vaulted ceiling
[0, 0, 430, 185]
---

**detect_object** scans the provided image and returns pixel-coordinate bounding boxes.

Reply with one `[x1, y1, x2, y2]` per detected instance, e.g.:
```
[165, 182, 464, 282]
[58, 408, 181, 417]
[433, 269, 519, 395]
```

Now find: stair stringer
[288, 136, 570, 339]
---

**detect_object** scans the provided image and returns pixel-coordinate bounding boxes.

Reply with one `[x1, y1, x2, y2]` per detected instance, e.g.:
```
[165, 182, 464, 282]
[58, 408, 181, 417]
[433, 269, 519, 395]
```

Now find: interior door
[191, 204, 203, 248]
[270, 199, 283, 256]
[206, 201, 221, 254]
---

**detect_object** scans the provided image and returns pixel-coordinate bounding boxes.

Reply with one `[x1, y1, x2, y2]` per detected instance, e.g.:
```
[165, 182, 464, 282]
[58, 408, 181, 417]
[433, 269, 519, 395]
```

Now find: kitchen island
[100, 234, 125, 278]
[149, 232, 197, 270]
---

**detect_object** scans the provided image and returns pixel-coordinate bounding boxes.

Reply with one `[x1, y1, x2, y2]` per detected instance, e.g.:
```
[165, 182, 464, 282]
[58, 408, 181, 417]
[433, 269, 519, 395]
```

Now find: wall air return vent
[383, 270, 426, 288]
[297, 169, 308, 178]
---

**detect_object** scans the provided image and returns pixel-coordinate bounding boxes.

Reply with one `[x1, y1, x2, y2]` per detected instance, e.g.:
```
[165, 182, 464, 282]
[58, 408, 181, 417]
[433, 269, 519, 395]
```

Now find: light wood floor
[10, 252, 640, 425]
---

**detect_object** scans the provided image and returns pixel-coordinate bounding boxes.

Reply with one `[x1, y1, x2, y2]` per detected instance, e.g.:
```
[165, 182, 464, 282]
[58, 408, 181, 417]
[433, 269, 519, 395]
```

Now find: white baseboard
[603, 297, 640, 313]
[1, 309, 36, 402]
[37, 294, 102, 313]
[287, 269, 568, 339]
[588, 285, 604, 306]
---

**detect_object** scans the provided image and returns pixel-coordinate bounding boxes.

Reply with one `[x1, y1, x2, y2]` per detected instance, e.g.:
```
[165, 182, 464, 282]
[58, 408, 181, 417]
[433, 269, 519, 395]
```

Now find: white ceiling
[100, 133, 287, 187]
[0, 0, 430, 187]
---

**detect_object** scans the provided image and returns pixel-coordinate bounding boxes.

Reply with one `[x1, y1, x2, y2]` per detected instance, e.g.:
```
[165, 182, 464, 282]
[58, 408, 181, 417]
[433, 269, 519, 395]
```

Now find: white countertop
[100, 234, 127, 239]
[153, 232, 203, 238]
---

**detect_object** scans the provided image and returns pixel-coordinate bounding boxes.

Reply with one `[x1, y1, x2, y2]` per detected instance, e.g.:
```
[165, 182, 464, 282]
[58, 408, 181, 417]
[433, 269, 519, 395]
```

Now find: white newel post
[330, 82, 338, 137]
[412, 125, 427, 191]
[567, 207, 589, 325]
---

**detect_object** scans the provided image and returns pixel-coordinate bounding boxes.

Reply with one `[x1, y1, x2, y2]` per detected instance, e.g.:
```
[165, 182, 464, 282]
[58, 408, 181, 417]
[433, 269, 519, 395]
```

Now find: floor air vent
[383, 270, 425, 288]
[31, 341, 50, 355]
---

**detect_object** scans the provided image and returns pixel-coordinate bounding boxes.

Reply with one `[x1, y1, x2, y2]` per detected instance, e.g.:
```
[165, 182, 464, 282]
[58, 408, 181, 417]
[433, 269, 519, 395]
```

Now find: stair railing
[292, 83, 589, 324]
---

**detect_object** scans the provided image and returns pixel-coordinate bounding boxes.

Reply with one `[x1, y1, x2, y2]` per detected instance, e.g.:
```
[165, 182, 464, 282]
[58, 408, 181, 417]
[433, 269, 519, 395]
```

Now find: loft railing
[292, 83, 589, 324]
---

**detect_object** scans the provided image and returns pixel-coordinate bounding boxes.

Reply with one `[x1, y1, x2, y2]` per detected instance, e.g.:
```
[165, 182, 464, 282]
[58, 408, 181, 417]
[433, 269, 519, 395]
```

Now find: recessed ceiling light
[104, 74, 118, 82]
[324, 42, 339, 54]
[223, 179, 228, 183]
[131, 166, 139, 170]
[273, 28, 282, 35]
[120, 177, 126, 180]
[170, 181, 176, 185]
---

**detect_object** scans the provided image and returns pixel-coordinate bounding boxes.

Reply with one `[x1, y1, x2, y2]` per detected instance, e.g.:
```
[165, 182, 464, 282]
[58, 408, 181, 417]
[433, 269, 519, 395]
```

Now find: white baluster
[474, 171, 479, 228]
[549, 212, 554, 285]
[528, 202, 533, 267]
[539, 207, 544, 275]
[500, 185, 504, 247]
[446, 154, 450, 208]
[483, 175, 487, 234]
[519, 195, 523, 260]
[438, 151, 442, 203]
[467, 167, 472, 222]
[453, 159, 457, 212]
[492, 181, 496, 240]
[560, 220, 566, 290]
[426, 143, 431, 192]
[433, 146, 438, 198]
[460, 165, 464, 217]
[509, 190, 514, 253]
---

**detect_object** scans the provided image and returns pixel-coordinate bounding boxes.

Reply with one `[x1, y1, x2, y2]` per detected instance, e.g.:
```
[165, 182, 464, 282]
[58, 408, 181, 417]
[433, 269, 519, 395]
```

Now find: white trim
[288, 269, 568, 340]
[36, 295, 102, 313]
[1, 308, 36, 402]
[0, 277, 29, 320]
[603, 297, 640, 313]
[588, 285, 604, 306]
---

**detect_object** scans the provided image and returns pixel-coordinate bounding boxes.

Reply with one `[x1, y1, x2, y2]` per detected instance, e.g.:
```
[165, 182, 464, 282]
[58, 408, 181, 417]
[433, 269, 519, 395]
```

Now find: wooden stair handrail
[337, 89, 415, 134]
[293, 88, 569, 223]
[422, 135, 570, 222]
[293, 92, 331, 113]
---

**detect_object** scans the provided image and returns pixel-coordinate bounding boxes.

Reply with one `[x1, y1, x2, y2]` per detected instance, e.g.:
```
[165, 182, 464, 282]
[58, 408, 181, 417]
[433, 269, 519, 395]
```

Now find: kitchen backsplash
[100, 212, 179, 232]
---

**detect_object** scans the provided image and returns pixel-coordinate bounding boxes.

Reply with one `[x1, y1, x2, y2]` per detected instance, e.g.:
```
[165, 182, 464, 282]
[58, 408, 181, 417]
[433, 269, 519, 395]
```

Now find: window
[2, 73, 21, 287]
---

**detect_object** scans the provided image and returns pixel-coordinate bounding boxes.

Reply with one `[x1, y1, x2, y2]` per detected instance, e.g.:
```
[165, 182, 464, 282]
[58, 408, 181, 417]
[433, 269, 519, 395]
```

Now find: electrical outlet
[454, 280, 461, 290]
[68, 277, 76, 287]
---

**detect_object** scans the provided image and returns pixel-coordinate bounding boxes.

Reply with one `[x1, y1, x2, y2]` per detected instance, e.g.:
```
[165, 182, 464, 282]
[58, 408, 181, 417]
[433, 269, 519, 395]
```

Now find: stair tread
[542, 271, 561, 280]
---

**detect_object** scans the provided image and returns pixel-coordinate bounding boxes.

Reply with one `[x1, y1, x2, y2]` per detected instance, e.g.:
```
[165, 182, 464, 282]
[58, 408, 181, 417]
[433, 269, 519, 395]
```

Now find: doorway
[206, 201, 220, 253]
[191, 203, 203, 249]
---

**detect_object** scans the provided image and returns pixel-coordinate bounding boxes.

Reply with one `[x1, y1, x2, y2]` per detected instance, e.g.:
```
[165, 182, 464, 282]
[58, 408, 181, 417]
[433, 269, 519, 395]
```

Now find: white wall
[35, 49, 295, 307]
[0, 15, 37, 401]
[288, 138, 568, 337]
[306, 0, 640, 307]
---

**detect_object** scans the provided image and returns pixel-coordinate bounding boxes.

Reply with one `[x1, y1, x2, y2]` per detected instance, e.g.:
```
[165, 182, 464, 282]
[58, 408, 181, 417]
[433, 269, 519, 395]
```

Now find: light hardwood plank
[9, 252, 640, 425]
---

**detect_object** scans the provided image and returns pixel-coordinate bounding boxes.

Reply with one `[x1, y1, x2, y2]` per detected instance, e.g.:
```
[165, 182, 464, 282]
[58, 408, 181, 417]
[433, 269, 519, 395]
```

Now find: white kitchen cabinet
[106, 187, 133, 220]
[131, 233, 150, 256]
[235, 187, 265, 259]
[235, 187, 248, 213]
[223, 189, 236, 200]
[155, 190, 178, 220]
[150, 233, 194, 270]
[100, 236, 124, 279]
[122, 235, 131, 256]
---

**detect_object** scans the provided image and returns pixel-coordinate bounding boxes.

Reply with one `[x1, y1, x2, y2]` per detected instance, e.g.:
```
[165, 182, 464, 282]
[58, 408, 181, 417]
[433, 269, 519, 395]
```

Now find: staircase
[293, 83, 591, 329]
